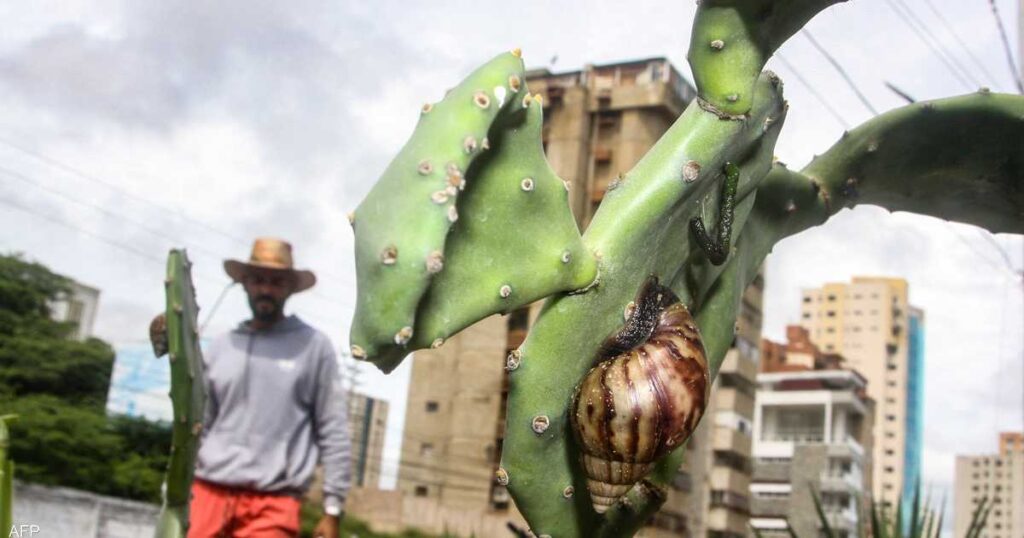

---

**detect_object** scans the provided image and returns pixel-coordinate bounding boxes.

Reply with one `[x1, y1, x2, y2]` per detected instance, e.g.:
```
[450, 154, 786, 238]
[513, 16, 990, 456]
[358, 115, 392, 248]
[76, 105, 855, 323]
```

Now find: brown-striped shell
[571, 277, 709, 514]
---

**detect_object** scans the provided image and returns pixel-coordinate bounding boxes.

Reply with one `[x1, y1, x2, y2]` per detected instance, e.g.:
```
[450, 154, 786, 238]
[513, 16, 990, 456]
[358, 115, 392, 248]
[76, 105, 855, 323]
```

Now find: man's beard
[249, 294, 283, 323]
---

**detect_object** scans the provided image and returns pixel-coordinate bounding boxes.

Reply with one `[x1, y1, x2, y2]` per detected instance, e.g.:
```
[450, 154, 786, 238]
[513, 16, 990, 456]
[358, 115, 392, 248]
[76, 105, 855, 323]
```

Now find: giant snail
[571, 275, 710, 514]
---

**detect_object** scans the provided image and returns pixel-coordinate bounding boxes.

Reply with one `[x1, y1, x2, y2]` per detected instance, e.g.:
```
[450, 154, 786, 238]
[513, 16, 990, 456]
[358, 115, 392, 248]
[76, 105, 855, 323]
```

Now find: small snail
[571, 276, 709, 514]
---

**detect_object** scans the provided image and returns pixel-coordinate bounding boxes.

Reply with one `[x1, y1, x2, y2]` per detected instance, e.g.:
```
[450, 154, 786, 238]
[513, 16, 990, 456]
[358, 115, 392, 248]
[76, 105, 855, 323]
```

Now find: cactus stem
[173, 304, 183, 314]
[380, 246, 398, 265]
[506, 349, 522, 371]
[709, 39, 725, 50]
[473, 91, 491, 109]
[499, 284, 513, 298]
[531, 415, 550, 434]
[689, 162, 741, 266]
[351, 345, 366, 359]
[521, 178, 535, 191]
[394, 326, 413, 345]
[494, 86, 507, 107]
[786, 200, 797, 213]
[841, 177, 860, 201]
[866, 140, 879, 153]
[496, 468, 510, 485]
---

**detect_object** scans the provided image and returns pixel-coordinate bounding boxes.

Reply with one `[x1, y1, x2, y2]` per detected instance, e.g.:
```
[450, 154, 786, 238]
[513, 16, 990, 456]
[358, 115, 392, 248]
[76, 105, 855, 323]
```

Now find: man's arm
[312, 341, 352, 519]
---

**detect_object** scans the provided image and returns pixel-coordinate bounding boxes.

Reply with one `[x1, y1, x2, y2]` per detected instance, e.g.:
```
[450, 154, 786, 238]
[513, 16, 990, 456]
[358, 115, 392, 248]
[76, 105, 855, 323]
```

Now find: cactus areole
[348, 3, 1024, 536]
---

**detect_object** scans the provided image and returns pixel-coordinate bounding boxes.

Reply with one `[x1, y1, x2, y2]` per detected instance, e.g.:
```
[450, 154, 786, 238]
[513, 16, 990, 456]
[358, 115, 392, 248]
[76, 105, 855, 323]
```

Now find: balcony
[710, 467, 749, 493]
[750, 496, 789, 517]
[715, 386, 755, 418]
[713, 426, 752, 456]
[752, 460, 791, 482]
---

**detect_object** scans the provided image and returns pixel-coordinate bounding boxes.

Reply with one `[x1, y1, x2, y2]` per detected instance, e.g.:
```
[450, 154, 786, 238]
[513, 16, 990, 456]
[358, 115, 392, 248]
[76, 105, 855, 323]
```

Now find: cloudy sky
[1, 0, 1020, 524]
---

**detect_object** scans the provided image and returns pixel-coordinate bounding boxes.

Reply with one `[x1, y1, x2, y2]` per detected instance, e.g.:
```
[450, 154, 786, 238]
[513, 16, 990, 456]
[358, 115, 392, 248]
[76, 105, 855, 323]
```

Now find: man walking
[187, 238, 350, 538]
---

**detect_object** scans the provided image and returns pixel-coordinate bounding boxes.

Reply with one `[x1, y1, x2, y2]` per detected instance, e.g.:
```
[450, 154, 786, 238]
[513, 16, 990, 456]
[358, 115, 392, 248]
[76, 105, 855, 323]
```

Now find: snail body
[571, 277, 709, 514]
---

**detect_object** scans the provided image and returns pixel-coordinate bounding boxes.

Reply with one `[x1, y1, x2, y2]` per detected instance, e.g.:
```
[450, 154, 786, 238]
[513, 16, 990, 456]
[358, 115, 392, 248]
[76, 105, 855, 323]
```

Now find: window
[827, 310, 836, 317]
[886, 414, 897, 422]
[414, 485, 429, 497]
[425, 401, 439, 412]
[885, 449, 895, 456]
[420, 443, 435, 457]
[884, 466, 895, 473]
[827, 295, 837, 301]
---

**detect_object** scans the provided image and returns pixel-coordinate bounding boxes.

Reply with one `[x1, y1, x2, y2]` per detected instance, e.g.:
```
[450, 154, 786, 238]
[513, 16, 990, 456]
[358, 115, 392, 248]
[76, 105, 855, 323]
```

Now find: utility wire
[801, 29, 879, 115]
[774, 53, 852, 128]
[886, 0, 979, 89]
[985, 0, 1024, 93]
[920, 0, 1000, 86]
[0, 135, 357, 287]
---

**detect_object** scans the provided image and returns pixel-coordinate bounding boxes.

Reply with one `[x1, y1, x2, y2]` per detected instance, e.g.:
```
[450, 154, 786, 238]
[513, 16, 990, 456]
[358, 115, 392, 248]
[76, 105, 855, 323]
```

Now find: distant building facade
[348, 392, 389, 489]
[749, 326, 875, 537]
[50, 281, 100, 340]
[799, 277, 923, 507]
[953, 432, 1024, 538]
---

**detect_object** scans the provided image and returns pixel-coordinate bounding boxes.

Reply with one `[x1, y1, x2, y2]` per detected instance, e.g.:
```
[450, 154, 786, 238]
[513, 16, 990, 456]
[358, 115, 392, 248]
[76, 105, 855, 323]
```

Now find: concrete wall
[11, 481, 158, 538]
[348, 487, 527, 538]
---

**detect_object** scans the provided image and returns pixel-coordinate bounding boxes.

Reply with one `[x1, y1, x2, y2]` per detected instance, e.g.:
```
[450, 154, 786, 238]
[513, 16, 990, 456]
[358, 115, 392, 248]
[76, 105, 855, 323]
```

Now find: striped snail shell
[571, 276, 709, 514]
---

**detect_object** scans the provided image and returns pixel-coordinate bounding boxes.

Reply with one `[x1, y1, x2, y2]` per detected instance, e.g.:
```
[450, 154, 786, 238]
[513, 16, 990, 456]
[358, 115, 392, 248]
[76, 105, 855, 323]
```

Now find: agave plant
[778, 483, 994, 538]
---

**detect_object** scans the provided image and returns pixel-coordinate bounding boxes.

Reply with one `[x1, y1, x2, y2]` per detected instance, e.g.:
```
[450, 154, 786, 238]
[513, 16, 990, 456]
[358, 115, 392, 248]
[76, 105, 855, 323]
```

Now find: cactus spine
[153, 250, 206, 538]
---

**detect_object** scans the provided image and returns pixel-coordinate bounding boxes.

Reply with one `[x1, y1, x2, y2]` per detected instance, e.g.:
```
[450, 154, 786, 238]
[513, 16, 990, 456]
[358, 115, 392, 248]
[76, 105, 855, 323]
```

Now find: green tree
[0, 253, 169, 503]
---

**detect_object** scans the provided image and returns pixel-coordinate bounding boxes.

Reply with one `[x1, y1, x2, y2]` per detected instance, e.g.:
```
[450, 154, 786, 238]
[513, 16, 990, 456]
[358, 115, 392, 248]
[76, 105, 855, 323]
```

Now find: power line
[985, 0, 1024, 93]
[801, 29, 879, 115]
[0, 193, 347, 331]
[920, 0, 1000, 87]
[0, 135, 357, 288]
[885, 0, 979, 89]
[774, 52, 852, 129]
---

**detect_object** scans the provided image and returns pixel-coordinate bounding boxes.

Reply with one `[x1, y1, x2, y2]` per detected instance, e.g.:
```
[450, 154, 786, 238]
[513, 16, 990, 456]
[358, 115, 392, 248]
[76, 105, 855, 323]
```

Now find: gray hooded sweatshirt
[194, 315, 351, 511]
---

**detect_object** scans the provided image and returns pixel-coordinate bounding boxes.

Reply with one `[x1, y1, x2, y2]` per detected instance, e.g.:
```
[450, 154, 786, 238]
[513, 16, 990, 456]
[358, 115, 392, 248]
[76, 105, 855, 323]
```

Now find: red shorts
[187, 478, 302, 538]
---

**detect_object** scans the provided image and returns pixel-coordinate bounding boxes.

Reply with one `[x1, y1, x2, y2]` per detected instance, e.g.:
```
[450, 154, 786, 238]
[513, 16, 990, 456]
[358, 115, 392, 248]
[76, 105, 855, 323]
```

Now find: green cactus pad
[688, 0, 845, 116]
[802, 91, 1024, 233]
[155, 250, 206, 538]
[412, 97, 598, 350]
[350, 51, 529, 370]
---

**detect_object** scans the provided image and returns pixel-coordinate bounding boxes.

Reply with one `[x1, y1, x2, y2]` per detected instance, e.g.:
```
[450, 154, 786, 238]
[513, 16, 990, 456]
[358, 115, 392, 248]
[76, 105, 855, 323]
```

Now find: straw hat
[223, 238, 317, 292]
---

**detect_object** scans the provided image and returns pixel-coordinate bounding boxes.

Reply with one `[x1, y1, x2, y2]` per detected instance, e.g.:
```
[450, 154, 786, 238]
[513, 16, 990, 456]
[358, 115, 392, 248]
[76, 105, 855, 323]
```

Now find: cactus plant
[349, 2, 1024, 536]
[0, 414, 15, 536]
[152, 250, 206, 538]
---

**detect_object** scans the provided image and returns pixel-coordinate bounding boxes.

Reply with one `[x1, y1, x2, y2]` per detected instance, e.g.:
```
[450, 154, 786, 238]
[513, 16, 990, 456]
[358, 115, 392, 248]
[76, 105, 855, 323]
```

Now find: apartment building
[749, 327, 875, 537]
[49, 280, 100, 340]
[799, 278, 924, 506]
[953, 432, 1024, 538]
[349, 392, 390, 489]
